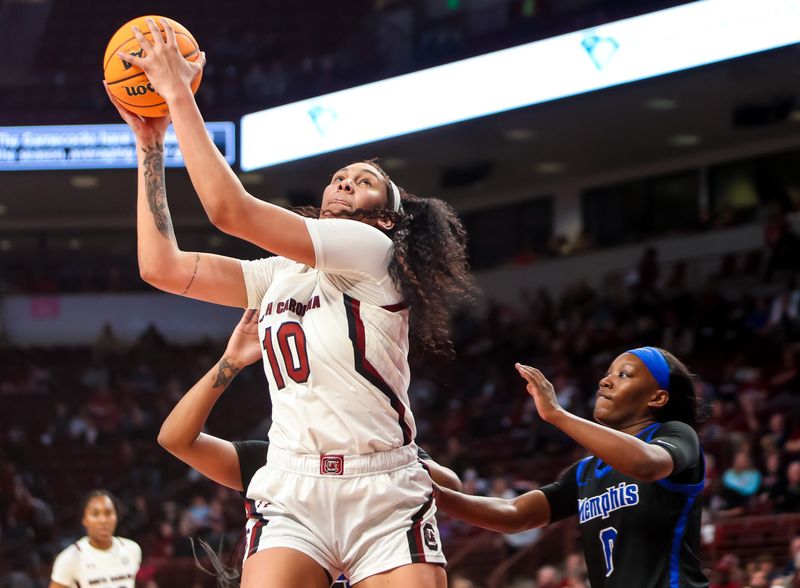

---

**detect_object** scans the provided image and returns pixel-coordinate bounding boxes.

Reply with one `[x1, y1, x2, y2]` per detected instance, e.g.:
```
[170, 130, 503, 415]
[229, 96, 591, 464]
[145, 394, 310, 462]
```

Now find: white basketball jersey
[50, 536, 141, 588]
[241, 218, 416, 455]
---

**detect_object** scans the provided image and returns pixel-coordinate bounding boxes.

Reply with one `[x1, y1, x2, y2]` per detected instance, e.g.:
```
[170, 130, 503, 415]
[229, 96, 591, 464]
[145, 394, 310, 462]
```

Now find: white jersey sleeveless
[241, 217, 416, 455]
[50, 536, 141, 588]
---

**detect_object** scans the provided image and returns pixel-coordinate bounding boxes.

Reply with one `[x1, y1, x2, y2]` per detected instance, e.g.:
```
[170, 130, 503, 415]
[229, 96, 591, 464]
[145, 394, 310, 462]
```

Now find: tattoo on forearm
[142, 143, 174, 238]
[181, 253, 199, 295]
[213, 357, 241, 388]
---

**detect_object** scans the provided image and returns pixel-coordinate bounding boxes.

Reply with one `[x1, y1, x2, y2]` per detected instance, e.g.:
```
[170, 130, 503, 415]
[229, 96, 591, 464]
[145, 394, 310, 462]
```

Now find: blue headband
[626, 347, 671, 390]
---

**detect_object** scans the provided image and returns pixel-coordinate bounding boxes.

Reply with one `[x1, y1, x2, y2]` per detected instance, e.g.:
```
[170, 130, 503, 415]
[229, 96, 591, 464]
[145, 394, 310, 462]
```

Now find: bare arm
[158, 310, 262, 491]
[157, 358, 242, 490]
[167, 92, 314, 265]
[135, 136, 248, 306]
[423, 460, 463, 492]
[547, 411, 673, 482]
[517, 364, 674, 482]
[104, 83, 248, 307]
[121, 20, 315, 266]
[435, 486, 551, 534]
[48, 583, 69, 588]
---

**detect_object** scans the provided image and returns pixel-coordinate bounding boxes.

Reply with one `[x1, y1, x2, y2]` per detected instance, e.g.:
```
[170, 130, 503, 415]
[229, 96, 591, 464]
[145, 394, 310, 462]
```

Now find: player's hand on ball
[224, 309, 263, 368]
[515, 363, 562, 422]
[104, 81, 171, 142]
[118, 17, 205, 103]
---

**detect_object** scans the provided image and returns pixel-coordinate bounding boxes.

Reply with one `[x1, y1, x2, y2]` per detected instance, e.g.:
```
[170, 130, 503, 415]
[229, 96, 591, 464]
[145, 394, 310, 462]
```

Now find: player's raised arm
[117, 18, 315, 266]
[158, 310, 262, 491]
[104, 83, 248, 307]
[516, 362, 677, 483]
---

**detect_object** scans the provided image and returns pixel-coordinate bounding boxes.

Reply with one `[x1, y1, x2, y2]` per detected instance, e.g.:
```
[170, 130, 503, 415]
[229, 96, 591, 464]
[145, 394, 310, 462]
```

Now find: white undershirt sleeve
[304, 218, 393, 282]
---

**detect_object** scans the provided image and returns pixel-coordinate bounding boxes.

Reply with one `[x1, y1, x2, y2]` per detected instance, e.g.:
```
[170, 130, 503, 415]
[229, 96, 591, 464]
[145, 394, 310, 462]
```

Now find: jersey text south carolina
[260, 295, 321, 318]
[578, 482, 639, 523]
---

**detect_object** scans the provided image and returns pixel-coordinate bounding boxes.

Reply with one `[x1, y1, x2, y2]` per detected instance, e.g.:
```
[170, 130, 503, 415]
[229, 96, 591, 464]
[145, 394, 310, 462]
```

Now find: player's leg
[241, 547, 332, 588]
[345, 457, 447, 588]
[352, 563, 446, 588]
[243, 459, 340, 587]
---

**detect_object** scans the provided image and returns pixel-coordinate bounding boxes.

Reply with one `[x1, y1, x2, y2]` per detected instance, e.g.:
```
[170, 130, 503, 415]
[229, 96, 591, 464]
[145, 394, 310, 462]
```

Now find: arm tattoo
[181, 253, 200, 295]
[142, 143, 174, 239]
[213, 357, 241, 388]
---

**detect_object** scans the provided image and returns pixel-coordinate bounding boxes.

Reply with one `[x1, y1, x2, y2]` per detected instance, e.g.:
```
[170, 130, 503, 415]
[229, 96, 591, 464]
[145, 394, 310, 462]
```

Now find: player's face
[82, 495, 118, 545]
[321, 162, 391, 216]
[593, 353, 665, 431]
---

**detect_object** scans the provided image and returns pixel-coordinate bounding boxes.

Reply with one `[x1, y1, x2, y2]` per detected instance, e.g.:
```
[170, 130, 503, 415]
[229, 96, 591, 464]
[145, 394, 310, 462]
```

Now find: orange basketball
[103, 16, 201, 117]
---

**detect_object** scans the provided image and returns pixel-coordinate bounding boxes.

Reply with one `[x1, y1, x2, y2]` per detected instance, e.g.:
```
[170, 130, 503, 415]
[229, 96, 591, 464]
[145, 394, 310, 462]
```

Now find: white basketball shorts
[243, 444, 446, 584]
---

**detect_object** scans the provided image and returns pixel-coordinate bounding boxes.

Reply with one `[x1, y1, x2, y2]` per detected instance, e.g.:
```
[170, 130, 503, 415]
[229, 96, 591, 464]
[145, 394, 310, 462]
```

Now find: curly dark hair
[295, 160, 477, 356]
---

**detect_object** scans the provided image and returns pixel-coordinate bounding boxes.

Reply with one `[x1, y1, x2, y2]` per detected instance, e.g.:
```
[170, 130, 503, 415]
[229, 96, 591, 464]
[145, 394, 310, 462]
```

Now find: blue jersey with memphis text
[540, 421, 708, 588]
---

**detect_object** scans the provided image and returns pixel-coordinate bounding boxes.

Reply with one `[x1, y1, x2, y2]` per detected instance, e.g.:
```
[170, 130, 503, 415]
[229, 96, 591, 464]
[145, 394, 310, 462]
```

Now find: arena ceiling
[1, 43, 800, 234]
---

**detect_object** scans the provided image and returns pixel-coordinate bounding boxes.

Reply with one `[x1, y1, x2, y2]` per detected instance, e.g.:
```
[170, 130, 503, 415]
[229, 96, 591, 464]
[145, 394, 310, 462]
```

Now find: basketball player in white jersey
[157, 309, 463, 587]
[107, 17, 475, 588]
[49, 490, 141, 588]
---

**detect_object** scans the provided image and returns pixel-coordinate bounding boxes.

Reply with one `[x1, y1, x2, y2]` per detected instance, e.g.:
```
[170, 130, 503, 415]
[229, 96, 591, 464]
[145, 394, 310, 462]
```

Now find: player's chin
[321, 205, 347, 218]
[592, 406, 610, 425]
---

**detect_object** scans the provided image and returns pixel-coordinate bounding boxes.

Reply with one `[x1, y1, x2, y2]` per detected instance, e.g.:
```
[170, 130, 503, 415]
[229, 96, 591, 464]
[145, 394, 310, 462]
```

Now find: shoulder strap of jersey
[575, 456, 594, 487]
[639, 422, 662, 441]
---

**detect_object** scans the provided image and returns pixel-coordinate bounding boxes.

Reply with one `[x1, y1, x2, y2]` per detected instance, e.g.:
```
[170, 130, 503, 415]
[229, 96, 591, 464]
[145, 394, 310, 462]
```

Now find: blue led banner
[0, 122, 235, 171]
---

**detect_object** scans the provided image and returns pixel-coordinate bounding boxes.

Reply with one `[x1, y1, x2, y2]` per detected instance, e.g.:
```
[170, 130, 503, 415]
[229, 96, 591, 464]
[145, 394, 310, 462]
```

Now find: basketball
[103, 15, 201, 117]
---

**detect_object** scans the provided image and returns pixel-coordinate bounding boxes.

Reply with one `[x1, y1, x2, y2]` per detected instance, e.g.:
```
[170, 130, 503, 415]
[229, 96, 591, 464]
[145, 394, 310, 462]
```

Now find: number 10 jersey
[240, 217, 416, 456]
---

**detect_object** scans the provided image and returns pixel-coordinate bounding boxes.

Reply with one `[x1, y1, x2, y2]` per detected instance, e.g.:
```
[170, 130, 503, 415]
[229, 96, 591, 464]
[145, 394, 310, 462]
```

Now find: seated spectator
[711, 553, 746, 588]
[535, 565, 563, 588]
[772, 461, 800, 513]
[780, 535, 800, 581]
[563, 552, 590, 587]
[760, 413, 790, 455]
[68, 408, 98, 446]
[758, 452, 786, 510]
[765, 287, 800, 339]
[721, 450, 762, 513]
[745, 568, 768, 587]
[766, 348, 800, 410]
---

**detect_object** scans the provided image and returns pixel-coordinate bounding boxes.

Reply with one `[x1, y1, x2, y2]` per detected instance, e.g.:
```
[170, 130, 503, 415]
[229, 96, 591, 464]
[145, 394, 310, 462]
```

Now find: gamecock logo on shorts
[320, 455, 344, 475]
[423, 523, 438, 550]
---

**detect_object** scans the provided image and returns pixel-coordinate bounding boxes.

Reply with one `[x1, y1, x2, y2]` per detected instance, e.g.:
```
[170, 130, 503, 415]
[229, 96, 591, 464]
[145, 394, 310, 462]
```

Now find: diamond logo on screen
[308, 105, 338, 137]
[581, 35, 619, 71]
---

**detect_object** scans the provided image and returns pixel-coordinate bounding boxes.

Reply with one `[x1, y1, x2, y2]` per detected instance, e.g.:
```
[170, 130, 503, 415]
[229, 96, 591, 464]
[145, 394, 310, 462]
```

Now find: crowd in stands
[2, 230, 800, 585]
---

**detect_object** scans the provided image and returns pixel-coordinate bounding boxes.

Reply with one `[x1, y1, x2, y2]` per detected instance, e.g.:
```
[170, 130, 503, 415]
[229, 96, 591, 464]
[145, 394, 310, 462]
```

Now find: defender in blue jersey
[436, 347, 708, 588]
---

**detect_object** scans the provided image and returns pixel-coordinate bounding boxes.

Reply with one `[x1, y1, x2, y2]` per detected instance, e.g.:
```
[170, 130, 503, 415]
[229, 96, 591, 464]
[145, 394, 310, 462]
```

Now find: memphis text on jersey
[260, 295, 322, 319]
[578, 482, 639, 523]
